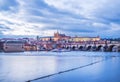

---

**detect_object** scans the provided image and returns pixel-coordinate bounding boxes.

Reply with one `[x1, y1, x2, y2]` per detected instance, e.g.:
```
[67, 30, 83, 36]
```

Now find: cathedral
[53, 32, 71, 41]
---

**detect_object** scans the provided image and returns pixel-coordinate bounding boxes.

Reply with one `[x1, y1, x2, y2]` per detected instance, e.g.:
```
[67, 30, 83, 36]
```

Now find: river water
[0, 51, 120, 82]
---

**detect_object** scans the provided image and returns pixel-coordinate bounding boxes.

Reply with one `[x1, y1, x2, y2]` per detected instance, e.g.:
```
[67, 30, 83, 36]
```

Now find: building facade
[70, 36, 100, 42]
[39, 37, 53, 41]
[3, 40, 24, 52]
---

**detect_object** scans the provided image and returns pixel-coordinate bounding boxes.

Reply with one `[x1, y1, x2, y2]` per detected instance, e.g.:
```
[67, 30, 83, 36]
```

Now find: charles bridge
[61, 41, 120, 52]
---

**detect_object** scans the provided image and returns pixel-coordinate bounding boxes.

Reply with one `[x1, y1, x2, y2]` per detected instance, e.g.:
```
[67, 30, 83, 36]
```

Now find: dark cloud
[0, 0, 120, 38]
[0, 0, 19, 11]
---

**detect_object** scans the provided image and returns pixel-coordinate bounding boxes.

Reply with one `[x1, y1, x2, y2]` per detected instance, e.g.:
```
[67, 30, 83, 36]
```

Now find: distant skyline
[0, 0, 120, 38]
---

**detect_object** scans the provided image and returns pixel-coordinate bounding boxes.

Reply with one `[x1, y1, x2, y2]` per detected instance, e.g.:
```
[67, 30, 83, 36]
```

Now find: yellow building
[39, 37, 53, 41]
[70, 36, 100, 42]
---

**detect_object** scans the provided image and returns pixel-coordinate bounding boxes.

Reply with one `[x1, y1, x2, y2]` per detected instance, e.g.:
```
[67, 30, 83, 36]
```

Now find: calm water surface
[0, 51, 120, 82]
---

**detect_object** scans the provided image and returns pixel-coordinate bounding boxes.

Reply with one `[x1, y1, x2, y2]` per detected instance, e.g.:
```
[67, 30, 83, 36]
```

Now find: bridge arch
[72, 46, 76, 50]
[108, 45, 116, 51]
[66, 46, 70, 49]
[86, 46, 92, 51]
[96, 45, 103, 51]
[103, 45, 109, 52]
[118, 46, 120, 52]
[112, 45, 118, 52]
[79, 46, 84, 50]
[91, 46, 97, 51]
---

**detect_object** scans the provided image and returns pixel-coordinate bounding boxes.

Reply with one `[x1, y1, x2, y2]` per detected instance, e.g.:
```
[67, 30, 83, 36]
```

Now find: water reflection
[0, 52, 120, 82]
[0, 56, 58, 82]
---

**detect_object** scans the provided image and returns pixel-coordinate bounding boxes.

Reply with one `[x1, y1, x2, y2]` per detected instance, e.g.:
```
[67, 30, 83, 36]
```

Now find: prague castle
[38, 32, 100, 42]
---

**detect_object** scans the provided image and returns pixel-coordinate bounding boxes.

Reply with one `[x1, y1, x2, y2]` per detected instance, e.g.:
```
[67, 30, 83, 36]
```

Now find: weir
[26, 57, 112, 82]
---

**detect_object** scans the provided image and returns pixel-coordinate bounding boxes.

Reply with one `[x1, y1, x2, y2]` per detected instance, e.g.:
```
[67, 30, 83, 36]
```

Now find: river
[0, 51, 120, 82]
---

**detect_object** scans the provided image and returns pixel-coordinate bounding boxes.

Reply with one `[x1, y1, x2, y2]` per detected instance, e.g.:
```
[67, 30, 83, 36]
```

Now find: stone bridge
[61, 43, 120, 52]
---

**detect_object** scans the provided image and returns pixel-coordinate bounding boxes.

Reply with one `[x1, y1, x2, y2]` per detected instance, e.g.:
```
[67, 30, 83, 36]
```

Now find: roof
[5, 40, 24, 44]
[39, 36, 53, 38]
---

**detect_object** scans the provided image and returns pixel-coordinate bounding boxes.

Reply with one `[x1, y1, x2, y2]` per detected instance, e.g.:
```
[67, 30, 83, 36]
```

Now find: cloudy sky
[0, 0, 120, 38]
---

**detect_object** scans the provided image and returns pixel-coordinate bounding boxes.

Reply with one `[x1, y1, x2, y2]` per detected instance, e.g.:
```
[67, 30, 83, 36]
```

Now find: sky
[0, 0, 120, 38]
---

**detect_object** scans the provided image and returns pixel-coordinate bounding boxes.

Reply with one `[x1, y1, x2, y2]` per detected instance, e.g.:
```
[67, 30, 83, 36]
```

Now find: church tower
[54, 31, 59, 37]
